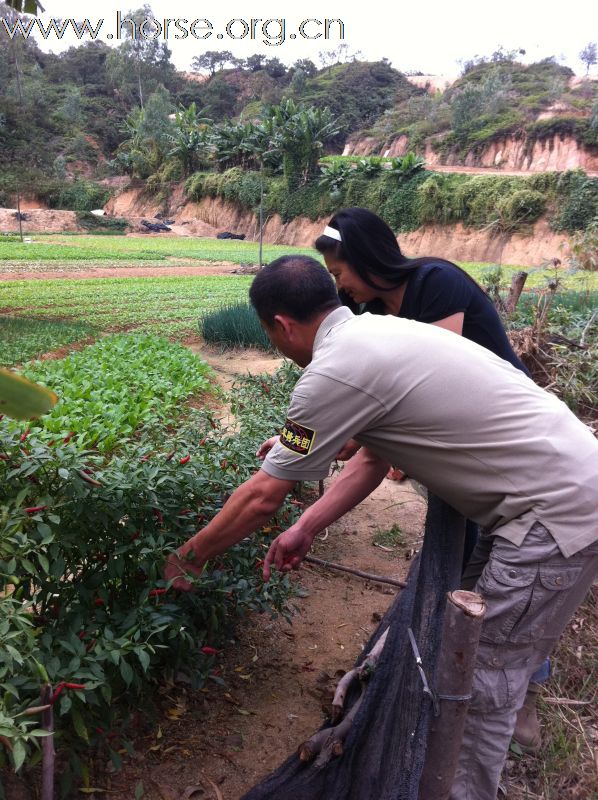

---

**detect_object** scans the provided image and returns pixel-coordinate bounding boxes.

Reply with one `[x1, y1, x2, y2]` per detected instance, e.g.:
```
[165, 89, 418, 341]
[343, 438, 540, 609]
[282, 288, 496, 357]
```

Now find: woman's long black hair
[314, 207, 482, 312]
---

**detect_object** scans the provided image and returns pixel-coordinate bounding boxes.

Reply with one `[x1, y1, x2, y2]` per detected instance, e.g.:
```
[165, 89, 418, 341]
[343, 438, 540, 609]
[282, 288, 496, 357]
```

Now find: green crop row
[0, 317, 98, 367]
[7, 335, 213, 452]
[0, 234, 317, 264]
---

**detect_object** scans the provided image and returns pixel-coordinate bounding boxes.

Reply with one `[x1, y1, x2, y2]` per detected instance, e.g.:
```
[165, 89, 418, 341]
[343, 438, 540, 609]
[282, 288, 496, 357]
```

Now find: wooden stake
[505, 270, 528, 313]
[417, 590, 486, 800]
[41, 684, 55, 800]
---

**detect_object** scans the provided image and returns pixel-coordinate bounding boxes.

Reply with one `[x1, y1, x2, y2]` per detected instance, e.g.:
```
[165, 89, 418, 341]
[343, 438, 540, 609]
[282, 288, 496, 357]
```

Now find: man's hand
[335, 438, 362, 461]
[256, 435, 279, 460]
[263, 525, 314, 581]
[164, 550, 205, 591]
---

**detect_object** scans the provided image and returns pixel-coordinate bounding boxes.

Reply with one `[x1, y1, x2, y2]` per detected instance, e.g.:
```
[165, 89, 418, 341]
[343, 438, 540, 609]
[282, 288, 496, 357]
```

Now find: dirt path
[113, 348, 427, 800]
[0, 262, 243, 281]
[429, 164, 598, 177]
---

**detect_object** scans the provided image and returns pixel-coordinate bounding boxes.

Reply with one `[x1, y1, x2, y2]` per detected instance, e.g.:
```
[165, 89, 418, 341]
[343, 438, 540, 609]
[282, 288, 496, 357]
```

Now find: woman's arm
[430, 312, 464, 335]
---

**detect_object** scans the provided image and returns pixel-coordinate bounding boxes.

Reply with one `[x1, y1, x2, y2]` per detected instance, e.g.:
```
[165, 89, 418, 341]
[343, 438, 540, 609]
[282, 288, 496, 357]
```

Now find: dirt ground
[0, 261, 242, 281]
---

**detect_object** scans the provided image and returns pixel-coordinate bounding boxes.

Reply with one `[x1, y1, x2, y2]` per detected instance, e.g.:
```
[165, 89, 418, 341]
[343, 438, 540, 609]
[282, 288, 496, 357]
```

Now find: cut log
[417, 590, 486, 800]
[505, 270, 528, 313]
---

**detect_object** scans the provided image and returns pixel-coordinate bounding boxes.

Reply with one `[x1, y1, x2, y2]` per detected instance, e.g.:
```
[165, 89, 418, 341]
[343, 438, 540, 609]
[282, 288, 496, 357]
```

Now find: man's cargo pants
[449, 521, 598, 800]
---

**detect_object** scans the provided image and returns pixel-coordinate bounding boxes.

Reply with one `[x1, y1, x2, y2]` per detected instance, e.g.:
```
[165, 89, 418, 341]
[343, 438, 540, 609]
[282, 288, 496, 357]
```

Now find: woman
[315, 207, 530, 374]
[316, 207, 546, 751]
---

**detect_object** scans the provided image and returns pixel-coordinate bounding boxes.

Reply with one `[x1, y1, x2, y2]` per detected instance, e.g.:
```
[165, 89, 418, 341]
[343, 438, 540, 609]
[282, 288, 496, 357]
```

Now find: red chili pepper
[78, 470, 102, 487]
[47, 440, 55, 447]
[255, 559, 264, 568]
[63, 432, 75, 444]
[64, 683, 86, 690]
[20, 428, 30, 443]
[94, 598, 105, 606]
[220, 459, 228, 470]
[78, 631, 86, 639]
[179, 455, 190, 465]
[140, 455, 150, 462]
[152, 509, 164, 524]
[24, 506, 47, 514]
[199, 438, 207, 446]
[95, 727, 105, 734]
[131, 529, 141, 541]
[148, 588, 167, 597]
[85, 638, 97, 653]
[201, 646, 219, 656]
[0, 454, 9, 461]
[50, 683, 65, 704]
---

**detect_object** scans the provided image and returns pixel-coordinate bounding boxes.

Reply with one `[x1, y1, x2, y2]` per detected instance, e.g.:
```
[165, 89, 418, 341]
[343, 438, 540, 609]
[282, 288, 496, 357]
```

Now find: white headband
[323, 225, 341, 242]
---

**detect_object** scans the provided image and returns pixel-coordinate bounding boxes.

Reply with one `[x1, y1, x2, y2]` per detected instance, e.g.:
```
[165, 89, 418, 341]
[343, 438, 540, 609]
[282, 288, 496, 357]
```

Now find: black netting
[242, 496, 465, 800]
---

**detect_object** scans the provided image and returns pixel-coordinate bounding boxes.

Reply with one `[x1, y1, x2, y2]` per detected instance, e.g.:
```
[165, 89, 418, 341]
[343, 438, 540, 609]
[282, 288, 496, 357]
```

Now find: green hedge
[185, 166, 598, 235]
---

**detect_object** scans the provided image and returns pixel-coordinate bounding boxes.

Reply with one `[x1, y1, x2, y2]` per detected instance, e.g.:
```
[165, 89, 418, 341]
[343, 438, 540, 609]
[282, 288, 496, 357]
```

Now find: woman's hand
[263, 525, 314, 581]
[164, 550, 205, 591]
[256, 435, 279, 460]
[335, 438, 362, 461]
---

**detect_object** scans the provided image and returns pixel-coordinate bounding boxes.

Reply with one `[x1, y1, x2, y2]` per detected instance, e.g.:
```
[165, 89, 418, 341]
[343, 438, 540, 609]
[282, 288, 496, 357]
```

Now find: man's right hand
[256, 435, 279, 460]
[164, 550, 205, 591]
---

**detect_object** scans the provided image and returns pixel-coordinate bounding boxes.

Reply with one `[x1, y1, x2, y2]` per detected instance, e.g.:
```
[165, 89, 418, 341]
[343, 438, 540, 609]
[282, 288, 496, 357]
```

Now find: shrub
[201, 302, 274, 350]
[552, 171, 598, 232]
[44, 181, 111, 212]
[0, 361, 301, 794]
[496, 189, 546, 229]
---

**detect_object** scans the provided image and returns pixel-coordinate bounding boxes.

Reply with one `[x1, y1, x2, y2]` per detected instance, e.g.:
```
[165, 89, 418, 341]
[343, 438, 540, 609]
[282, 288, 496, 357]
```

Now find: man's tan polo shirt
[262, 307, 598, 557]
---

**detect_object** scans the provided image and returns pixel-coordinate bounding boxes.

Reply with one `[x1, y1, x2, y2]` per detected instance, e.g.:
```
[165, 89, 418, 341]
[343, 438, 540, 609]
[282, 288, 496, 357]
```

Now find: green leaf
[135, 781, 145, 799]
[71, 709, 89, 743]
[12, 739, 26, 772]
[136, 650, 150, 673]
[0, 369, 57, 420]
[119, 660, 134, 686]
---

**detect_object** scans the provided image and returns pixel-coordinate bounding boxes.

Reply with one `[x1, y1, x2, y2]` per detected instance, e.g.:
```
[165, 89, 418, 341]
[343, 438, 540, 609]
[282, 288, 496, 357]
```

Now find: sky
[7, 0, 598, 76]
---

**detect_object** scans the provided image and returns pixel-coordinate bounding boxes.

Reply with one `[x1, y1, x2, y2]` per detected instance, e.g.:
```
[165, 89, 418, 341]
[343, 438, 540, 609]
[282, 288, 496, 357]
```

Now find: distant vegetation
[1, 3, 597, 238]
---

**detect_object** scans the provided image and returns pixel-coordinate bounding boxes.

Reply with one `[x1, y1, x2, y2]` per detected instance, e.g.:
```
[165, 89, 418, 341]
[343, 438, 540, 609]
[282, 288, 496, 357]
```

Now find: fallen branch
[299, 689, 366, 766]
[304, 555, 406, 589]
[331, 628, 389, 721]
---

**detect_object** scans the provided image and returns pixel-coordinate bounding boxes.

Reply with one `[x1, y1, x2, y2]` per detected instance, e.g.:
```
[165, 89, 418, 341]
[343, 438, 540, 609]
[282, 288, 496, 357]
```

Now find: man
[165, 255, 598, 800]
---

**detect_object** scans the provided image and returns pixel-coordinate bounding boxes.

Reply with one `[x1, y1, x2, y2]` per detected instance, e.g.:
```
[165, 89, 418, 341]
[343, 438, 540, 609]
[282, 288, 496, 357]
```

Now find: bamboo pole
[417, 590, 486, 800]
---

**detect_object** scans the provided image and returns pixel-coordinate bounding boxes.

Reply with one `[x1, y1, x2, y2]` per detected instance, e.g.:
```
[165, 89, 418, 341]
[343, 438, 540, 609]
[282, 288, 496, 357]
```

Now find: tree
[579, 42, 597, 76]
[191, 50, 234, 76]
[106, 6, 176, 108]
[292, 59, 317, 78]
[263, 58, 286, 79]
[166, 103, 212, 175]
[245, 54, 266, 72]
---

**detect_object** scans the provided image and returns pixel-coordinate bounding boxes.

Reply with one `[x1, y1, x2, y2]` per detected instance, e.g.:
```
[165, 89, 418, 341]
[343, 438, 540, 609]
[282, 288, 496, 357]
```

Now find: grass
[372, 524, 407, 549]
[201, 303, 273, 351]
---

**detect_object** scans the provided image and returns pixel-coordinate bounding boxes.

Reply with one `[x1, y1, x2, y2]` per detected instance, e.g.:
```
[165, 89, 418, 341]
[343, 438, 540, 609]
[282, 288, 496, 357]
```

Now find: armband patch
[279, 418, 316, 456]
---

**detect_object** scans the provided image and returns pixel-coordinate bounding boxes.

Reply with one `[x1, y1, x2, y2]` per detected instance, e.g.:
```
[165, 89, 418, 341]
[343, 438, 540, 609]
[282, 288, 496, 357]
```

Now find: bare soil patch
[0, 262, 241, 282]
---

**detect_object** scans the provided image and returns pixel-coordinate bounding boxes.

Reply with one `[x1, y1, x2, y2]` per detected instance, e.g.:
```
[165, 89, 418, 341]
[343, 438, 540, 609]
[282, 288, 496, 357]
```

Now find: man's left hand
[263, 526, 314, 581]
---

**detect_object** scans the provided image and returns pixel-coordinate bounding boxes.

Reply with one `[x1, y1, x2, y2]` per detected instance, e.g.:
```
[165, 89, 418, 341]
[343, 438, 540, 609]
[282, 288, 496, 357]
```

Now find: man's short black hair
[249, 255, 341, 326]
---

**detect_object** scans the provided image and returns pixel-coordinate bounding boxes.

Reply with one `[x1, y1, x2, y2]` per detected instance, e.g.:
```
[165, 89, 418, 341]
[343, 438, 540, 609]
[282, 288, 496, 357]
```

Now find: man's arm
[165, 469, 296, 589]
[263, 447, 390, 579]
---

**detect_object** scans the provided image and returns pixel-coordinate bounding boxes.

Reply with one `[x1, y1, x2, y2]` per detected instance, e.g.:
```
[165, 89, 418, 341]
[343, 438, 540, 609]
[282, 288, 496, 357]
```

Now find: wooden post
[41, 684, 55, 800]
[417, 590, 486, 800]
[505, 270, 528, 313]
